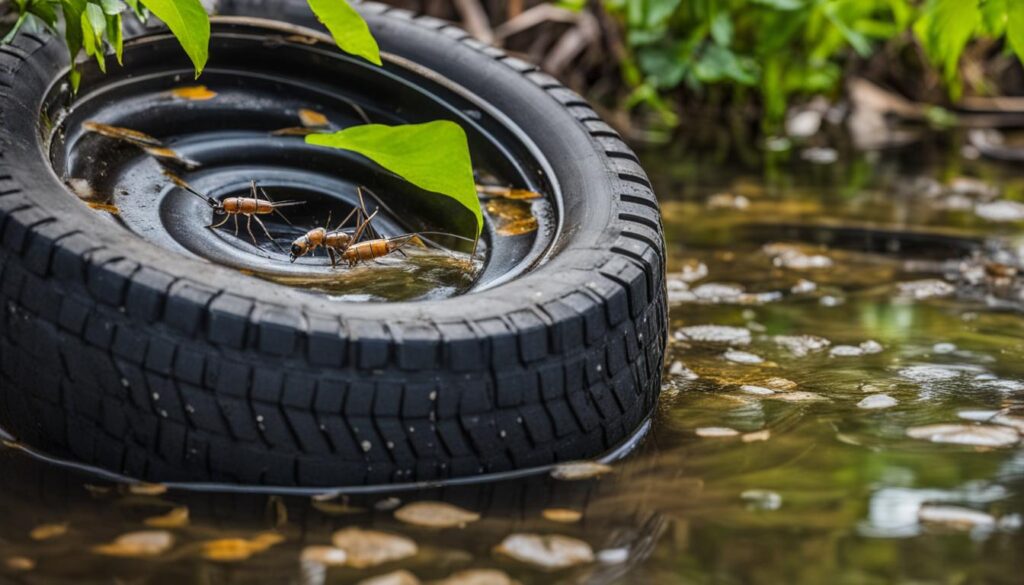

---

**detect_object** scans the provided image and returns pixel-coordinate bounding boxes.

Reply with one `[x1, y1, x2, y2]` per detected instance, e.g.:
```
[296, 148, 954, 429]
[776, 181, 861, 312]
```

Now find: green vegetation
[603, 0, 1024, 131]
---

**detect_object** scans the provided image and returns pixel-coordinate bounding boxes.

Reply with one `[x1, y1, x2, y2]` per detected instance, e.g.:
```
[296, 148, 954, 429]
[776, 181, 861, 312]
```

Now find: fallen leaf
[496, 217, 538, 236]
[434, 569, 518, 585]
[4, 557, 34, 571]
[271, 126, 321, 136]
[764, 391, 828, 402]
[87, 201, 120, 214]
[128, 483, 168, 496]
[145, 506, 189, 528]
[542, 508, 582, 523]
[30, 523, 68, 541]
[550, 461, 613, 481]
[494, 533, 594, 570]
[394, 501, 480, 529]
[486, 199, 537, 236]
[695, 427, 740, 438]
[201, 532, 284, 562]
[356, 570, 422, 585]
[94, 531, 174, 557]
[169, 85, 217, 101]
[300, 545, 348, 566]
[906, 424, 1019, 447]
[299, 108, 330, 128]
[476, 184, 542, 200]
[83, 121, 162, 146]
[741, 430, 771, 443]
[331, 528, 418, 568]
[312, 499, 366, 515]
[141, 145, 201, 169]
[858, 394, 898, 409]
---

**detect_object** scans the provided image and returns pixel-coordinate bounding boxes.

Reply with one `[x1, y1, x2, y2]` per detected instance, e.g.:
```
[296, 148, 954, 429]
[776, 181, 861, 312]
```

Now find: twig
[494, 4, 579, 42]
[542, 11, 599, 76]
[453, 0, 494, 44]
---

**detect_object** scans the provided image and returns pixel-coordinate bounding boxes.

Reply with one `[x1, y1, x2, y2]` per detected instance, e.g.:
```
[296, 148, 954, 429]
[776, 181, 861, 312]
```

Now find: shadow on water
[3, 126, 1024, 583]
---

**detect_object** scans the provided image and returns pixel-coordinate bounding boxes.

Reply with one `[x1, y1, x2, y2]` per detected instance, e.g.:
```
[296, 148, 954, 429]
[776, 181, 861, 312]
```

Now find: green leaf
[99, 0, 124, 14]
[751, 0, 803, 10]
[306, 121, 482, 237]
[140, 0, 209, 77]
[710, 12, 733, 46]
[108, 12, 122, 64]
[85, 2, 107, 38]
[918, 0, 980, 96]
[61, 0, 87, 91]
[306, 0, 381, 66]
[1007, 0, 1024, 66]
[81, 9, 105, 72]
[27, 0, 59, 29]
[979, 0, 1007, 35]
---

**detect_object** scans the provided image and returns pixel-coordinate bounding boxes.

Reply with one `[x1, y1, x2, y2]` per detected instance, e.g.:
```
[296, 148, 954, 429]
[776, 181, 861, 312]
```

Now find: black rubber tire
[0, 2, 667, 487]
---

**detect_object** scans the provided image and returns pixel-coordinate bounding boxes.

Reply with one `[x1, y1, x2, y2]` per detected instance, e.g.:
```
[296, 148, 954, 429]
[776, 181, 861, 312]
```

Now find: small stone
[896, 279, 955, 300]
[691, 283, 746, 303]
[830, 345, 864, 357]
[696, 427, 740, 438]
[906, 424, 1019, 447]
[675, 261, 709, 283]
[434, 569, 516, 585]
[918, 505, 996, 529]
[775, 334, 831, 357]
[668, 361, 699, 380]
[858, 394, 898, 409]
[859, 340, 883, 354]
[933, 342, 957, 354]
[763, 377, 798, 391]
[801, 147, 838, 164]
[899, 365, 962, 382]
[791, 279, 817, 294]
[741, 489, 782, 510]
[723, 350, 763, 364]
[676, 325, 751, 345]
[596, 547, 630, 564]
[494, 534, 594, 570]
[975, 200, 1024, 222]
[740, 385, 775, 395]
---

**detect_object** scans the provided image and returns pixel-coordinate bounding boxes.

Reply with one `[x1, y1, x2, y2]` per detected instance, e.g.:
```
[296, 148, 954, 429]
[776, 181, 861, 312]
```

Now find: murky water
[3, 129, 1023, 584]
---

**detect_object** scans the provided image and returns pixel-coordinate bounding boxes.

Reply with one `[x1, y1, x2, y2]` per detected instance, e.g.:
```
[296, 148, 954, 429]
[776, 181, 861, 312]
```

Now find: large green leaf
[140, 0, 209, 77]
[306, 0, 381, 65]
[1007, 0, 1024, 65]
[60, 0, 86, 90]
[306, 121, 482, 237]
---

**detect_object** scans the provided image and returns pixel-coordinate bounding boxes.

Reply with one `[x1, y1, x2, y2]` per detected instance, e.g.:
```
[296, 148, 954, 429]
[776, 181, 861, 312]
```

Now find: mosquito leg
[233, 214, 240, 236]
[246, 215, 258, 247]
[209, 215, 231, 229]
[327, 247, 338, 268]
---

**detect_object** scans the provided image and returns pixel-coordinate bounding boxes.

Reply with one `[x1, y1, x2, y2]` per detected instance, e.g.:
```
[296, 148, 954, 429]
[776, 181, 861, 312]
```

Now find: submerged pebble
[933, 342, 958, 354]
[676, 325, 751, 345]
[740, 384, 776, 395]
[741, 489, 783, 510]
[775, 335, 831, 357]
[691, 283, 746, 303]
[668, 361, 699, 380]
[896, 279, 955, 300]
[898, 365, 963, 383]
[975, 200, 1024, 222]
[696, 427, 740, 438]
[918, 505, 996, 529]
[724, 349, 764, 364]
[858, 394, 898, 409]
[830, 345, 864, 357]
[494, 533, 594, 570]
[906, 424, 1020, 447]
[331, 528, 418, 568]
[765, 391, 827, 403]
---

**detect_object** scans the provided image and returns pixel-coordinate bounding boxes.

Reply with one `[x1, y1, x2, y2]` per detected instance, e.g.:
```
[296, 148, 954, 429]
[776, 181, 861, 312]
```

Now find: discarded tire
[0, 3, 667, 487]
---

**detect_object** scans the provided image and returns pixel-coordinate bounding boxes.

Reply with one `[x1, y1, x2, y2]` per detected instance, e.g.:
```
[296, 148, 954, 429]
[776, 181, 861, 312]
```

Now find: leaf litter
[83, 121, 199, 168]
[550, 461, 613, 480]
[393, 501, 480, 529]
[906, 424, 1019, 447]
[169, 85, 217, 101]
[144, 506, 189, 528]
[29, 523, 68, 541]
[331, 528, 418, 568]
[93, 530, 174, 557]
[485, 199, 538, 236]
[434, 569, 520, 585]
[543, 508, 583, 523]
[201, 532, 284, 562]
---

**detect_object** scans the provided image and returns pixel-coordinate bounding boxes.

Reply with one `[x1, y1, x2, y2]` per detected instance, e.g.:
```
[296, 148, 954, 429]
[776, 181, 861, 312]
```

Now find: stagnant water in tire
[3, 126, 1023, 583]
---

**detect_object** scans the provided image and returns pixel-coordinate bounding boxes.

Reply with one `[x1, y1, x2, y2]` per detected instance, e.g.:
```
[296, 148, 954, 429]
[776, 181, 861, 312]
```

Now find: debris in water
[675, 325, 751, 345]
[906, 424, 1019, 447]
[4, 557, 34, 571]
[494, 533, 595, 570]
[741, 489, 783, 510]
[435, 569, 517, 585]
[86, 201, 120, 214]
[128, 483, 168, 496]
[83, 121, 199, 169]
[551, 461, 613, 481]
[298, 108, 330, 128]
[674, 260, 709, 283]
[145, 506, 189, 528]
[933, 342, 957, 354]
[706, 192, 749, 210]
[93, 530, 174, 557]
[858, 394, 898, 409]
[765, 391, 828, 402]
[393, 501, 480, 529]
[975, 200, 1024, 222]
[596, 547, 630, 564]
[898, 365, 963, 383]
[375, 497, 402, 511]
[668, 361, 699, 380]
[896, 279, 955, 300]
[696, 427, 740, 438]
[830, 345, 864, 357]
[543, 508, 582, 523]
[918, 505, 996, 529]
[67, 178, 96, 199]
[486, 199, 538, 236]
[331, 528, 418, 568]
[476, 184, 542, 200]
[30, 523, 68, 541]
[356, 570, 422, 585]
[271, 126, 320, 136]
[763, 243, 833, 270]
[201, 533, 284, 562]
[742, 430, 772, 442]
[723, 349, 763, 364]
[791, 279, 817, 294]
[763, 377, 798, 391]
[300, 545, 349, 566]
[775, 334, 831, 357]
[860, 340, 883, 354]
[691, 283, 745, 303]
[740, 384, 775, 395]
[169, 85, 217, 101]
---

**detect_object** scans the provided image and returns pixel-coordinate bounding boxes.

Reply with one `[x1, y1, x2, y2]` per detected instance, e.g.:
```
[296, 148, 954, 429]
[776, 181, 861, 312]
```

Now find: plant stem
[0, 10, 27, 45]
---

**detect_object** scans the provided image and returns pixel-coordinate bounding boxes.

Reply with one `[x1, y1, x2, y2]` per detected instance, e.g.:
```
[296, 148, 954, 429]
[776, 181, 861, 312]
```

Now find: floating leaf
[542, 508, 582, 523]
[741, 430, 771, 442]
[141, 0, 209, 78]
[477, 184, 542, 200]
[145, 506, 189, 528]
[858, 394, 898, 409]
[906, 424, 1019, 447]
[306, 122, 481, 238]
[393, 501, 480, 529]
[331, 528, 418, 568]
[494, 533, 594, 570]
[550, 461, 613, 481]
[141, 146, 200, 169]
[170, 85, 217, 101]
[4, 557, 35, 571]
[356, 570, 421, 585]
[919, 505, 996, 529]
[300, 545, 348, 566]
[128, 482, 168, 496]
[306, 0, 381, 65]
[30, 523, 68, 541]
[435, 569, 517, 585]
[272, 127, 320, 137]
[94, 530, 174, 557]
[485, 199, 538, 236]
[299, 108, 330, 128]
[201, 532, 284, 562]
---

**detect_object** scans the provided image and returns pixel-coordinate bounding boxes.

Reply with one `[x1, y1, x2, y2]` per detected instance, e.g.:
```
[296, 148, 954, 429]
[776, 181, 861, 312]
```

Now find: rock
[975, 200, 1024, 222]
[775, 334, 831, 357]
[723, 350, 763, 364]
[896, 279, 955, 300]
[906, 424, 1019, 447]
[494, 534, 594, 570]
[858, 394, 898, 409]
[830, 345, 863, 357]
[394, 502, 480, 529]
[740, 385, 776, 395]
[331, 528, 418, 568]
[676, 325, 751, 345]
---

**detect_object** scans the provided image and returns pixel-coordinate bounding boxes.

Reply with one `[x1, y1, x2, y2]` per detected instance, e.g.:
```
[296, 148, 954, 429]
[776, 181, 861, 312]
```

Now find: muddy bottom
[1, 128, 1022, 584]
